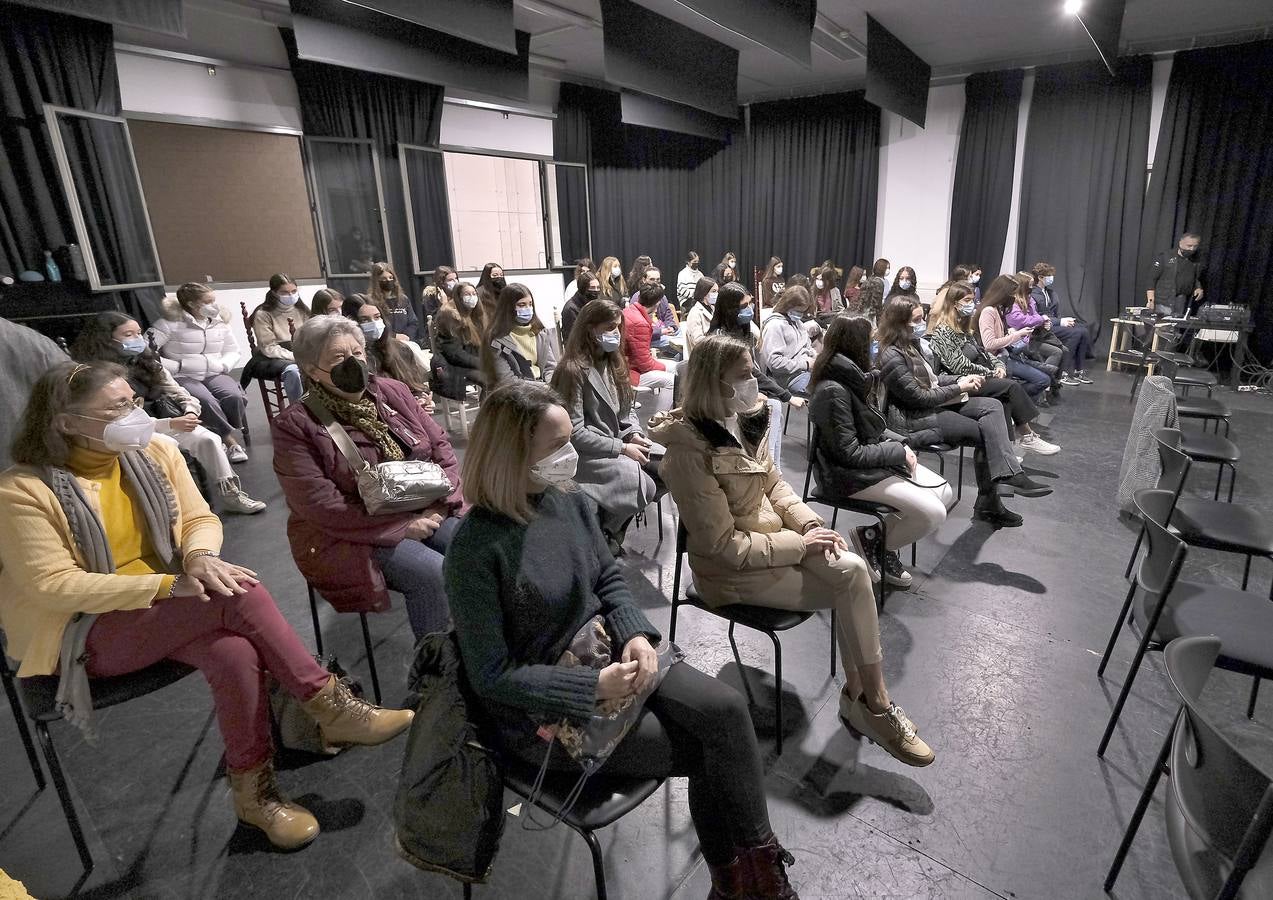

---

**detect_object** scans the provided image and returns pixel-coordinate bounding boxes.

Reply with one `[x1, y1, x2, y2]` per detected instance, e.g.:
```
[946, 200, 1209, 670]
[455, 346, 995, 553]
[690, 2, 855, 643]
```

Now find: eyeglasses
[82, 396, 144, 420]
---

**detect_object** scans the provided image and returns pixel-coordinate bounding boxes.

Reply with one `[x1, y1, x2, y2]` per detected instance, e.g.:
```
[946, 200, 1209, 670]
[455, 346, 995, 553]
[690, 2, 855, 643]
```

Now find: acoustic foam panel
[665, 0, 815, 68]
[338, 0, 516, 55]
[865, 15, 931, 128]
[620, 90, 732, 140]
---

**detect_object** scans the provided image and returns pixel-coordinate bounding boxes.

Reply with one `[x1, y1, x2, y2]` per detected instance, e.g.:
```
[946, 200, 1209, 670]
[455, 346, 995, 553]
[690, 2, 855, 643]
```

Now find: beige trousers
[737, 549, 881, 671]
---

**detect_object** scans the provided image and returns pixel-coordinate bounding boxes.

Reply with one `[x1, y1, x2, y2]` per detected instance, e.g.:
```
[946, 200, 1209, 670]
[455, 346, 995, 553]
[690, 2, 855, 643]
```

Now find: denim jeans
[372, 515, 461, 637]
[1004, 356, 1051, 398]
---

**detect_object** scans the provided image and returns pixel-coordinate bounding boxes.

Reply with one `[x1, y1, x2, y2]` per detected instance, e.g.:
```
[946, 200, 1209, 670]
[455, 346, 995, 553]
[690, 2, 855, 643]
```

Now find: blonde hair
[928, 282, 974, 332]
[681, 333, 750, 423]
[463, 380, 563, 524]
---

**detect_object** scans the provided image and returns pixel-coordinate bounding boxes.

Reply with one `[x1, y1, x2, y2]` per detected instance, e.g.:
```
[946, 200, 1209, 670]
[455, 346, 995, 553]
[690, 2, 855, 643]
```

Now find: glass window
[546, 162, 591, 268]
[44, 106, 163, 290]
[443, 152, 546, 271]
[304, 138, 391, 277]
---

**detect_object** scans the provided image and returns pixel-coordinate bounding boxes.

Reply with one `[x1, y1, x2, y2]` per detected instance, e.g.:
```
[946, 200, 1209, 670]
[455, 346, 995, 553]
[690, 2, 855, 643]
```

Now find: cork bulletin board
[128, 119, 322, 285]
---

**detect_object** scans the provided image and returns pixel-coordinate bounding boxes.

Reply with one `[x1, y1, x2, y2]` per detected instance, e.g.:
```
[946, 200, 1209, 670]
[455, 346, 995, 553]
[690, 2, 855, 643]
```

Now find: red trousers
[85, 583, 329, 771]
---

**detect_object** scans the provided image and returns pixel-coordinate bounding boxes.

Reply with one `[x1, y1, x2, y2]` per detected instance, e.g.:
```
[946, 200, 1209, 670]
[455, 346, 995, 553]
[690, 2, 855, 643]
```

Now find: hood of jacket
[161, 293, 231, 325]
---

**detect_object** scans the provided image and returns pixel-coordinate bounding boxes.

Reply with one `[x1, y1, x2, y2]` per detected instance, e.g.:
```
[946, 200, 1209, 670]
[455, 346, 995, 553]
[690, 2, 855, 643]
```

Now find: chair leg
[1123, 526, 1145, 581]
[358, 613, 383, 705]
[829, 609, 837, 679]
[308, 587, 324, 656]
[37, 721, 94, 873]
[1243, 555, 1252, 591]
[1248, 677, 1260, 720]
[1098, 616, 1158, 757]
[910, 542, 917, 566]
[3, 670, 44, 789]
[956, 447, 965, 504]
[668, 598, 680, 643]
[463, 883, 473, 899]
[1215, 464, 1224, 501]
[578, 825, 609, 900]
[1104, 717, 1176, 892]
[1227, 465, 1236, 503]
[768, 630, 784, 757]
[1098, 581, 1139, 677]
[727, 623, 754, 709]
[656, 497, 664, 544]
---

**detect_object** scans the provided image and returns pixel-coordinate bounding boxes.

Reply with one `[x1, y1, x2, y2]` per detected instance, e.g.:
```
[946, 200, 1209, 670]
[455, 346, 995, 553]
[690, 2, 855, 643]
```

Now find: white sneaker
[227, 445, 249, 463]
[1018, 433, 1060, 455]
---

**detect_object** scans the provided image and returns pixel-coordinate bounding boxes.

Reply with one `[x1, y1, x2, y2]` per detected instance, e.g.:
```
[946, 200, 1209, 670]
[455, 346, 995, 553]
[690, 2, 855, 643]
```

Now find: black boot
[997, 472, 1052, 498]
[973, 490, 1023, 528]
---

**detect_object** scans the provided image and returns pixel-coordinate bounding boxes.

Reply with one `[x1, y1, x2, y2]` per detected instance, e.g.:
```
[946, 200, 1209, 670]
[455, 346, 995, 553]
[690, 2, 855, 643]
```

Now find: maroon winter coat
[271, 375, 466, 614]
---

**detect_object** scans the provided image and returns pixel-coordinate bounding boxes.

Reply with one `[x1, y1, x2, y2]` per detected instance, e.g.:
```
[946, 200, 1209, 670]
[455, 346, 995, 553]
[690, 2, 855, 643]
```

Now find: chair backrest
[1134, 489, 1188, 599]
[1163, 637, 1273, 896]
[1152, 428, 1191, 500]
[240, 301, 258, 350]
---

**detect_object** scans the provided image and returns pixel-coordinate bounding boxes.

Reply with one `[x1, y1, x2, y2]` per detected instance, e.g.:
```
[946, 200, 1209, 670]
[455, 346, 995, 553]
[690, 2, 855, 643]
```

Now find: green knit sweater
[444, 488, 660, 734]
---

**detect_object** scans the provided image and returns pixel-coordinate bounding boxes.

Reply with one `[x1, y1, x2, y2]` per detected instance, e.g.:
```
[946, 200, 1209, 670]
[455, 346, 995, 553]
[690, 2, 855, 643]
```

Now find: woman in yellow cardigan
[0, 362, 412, 851]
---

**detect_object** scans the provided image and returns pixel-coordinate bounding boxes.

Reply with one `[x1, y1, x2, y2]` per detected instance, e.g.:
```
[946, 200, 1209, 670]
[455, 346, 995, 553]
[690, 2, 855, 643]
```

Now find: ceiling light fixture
[1064, 0, 1083, 14]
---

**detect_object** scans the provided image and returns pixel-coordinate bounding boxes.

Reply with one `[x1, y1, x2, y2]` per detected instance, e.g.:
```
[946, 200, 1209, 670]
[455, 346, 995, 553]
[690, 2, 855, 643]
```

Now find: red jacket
[622, 302, 666, 386]
[271, 375, 466, 614]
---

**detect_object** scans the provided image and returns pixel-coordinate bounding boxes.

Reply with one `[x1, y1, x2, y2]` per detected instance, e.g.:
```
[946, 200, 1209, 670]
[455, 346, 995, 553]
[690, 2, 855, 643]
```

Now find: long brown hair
[974, 273, 1019, 326]
[463, 380, 563, 524]
[810, 315, 873, 391]
[436, 281, 484, 347]
[355, 298, 430, 394]
[550, 299, 632, 411]
[928, 282, 975, 333]
[481, 283, 541, 384]
[877, 296, 922, 357]
[71, 311, 166, 391]
[12, 361, 128, 467]
[368, 261, 403, 308]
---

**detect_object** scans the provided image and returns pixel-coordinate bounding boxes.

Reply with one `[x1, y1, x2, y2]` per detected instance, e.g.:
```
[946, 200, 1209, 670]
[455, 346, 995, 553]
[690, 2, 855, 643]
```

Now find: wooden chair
[239, 301, 291, 429]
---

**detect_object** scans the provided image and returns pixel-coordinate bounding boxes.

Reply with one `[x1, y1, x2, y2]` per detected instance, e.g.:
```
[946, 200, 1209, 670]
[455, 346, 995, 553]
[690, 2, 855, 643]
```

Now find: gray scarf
[41, 450, 181, 737]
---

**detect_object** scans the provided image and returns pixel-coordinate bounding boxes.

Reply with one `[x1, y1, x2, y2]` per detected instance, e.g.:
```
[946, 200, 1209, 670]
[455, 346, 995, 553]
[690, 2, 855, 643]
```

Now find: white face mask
[726, 376, 759, 413]
[277, 292, 298, 308]
[814, 278, 824, 289]
[612, 265, 621, 277]
[774, 266, 783, 277]
[200, 303, 219, 319]
[360, 319, 385, 341]
[74, 405, 156, 452]
[970, 274, 981, 285]
[705, 291, 718, 307]
[445, 280, 458, 292]
[461, 293, 478, 309]
[530, 441, 578, 488]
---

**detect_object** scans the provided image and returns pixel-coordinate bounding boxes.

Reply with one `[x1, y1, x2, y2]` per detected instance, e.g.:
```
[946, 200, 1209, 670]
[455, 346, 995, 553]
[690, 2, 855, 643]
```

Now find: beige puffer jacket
[649, 410, 822, 607]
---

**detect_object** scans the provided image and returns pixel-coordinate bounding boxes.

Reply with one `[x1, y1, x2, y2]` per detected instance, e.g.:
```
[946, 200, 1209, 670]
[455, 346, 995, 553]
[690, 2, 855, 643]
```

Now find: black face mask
[323, 356, 368, 394]
[585, 289, 601, 300]
[1179, 247, 1196, 258]
[379, 279, 395, 291]
[490, 276, 507, 291]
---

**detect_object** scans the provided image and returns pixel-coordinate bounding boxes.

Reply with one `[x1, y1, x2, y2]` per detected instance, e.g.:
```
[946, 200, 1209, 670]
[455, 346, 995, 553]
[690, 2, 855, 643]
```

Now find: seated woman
[148, 282, 249, 462]
[368, 261, 419, 342]
[353, 297, 434, 413]
[1004, 273, 1065, 387]
[760, 285, 817, 396]
[708, 282, 799, 470]
[759, 256, 785, 307]
[481, 283, 559, 387]
[598, 255, 628, 306]
[927, 284, 1059, 456]
[878, 297, 1049, 528]
[682, 277, 717, 358]
[248, 273, 309, 402]
[475, 262, 507, 318]
[71, 312, 265, 515]
[885, 266, 920, 306]
[272, 317, 465, 639]
[445, 380, 799, 896]
[976, 275, 1051, 401]
[549, 298, 659, 555]
[812, 265, 845, 327]
[0, 362, 412, 850]
[420, 265, 458, 333]
[651, 334, 934, 767]
[560, 269, 600, 343]
[310, 288, 346, 317]
[431, 281, 487, 399]
[809, 317, 953, 588]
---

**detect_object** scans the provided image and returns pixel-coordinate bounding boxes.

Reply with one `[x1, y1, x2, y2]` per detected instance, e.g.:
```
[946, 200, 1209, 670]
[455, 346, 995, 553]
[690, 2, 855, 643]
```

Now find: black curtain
[1016, 58, 1152, 339]
[1142, 40, 1273, 362]
[0, 2, 118, 277]
[556, 84, 880, 286]
[949, 69, 1023, 280]
[553, 85, 594, 266]
[284, 29, 446, 300]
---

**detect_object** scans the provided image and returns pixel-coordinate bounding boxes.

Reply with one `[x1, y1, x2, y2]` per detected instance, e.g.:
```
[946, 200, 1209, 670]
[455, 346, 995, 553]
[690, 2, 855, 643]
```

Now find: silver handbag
[304, 394, 452, 516]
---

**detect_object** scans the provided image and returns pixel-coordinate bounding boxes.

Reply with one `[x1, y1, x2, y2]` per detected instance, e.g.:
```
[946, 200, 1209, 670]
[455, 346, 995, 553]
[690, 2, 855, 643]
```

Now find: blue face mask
[787, 312, 804, 327]
[958, 302, 977, 317]
[1043, 275, 1055, 287]
[912, 321, 927, 338]
[737, 307, 754, 325]
[597, 329, 621, 353]
[118, 336, 147, 356]
[515, 307, 535, 325]
[360, 319, 385, 341]
[899, 279, 913, 292]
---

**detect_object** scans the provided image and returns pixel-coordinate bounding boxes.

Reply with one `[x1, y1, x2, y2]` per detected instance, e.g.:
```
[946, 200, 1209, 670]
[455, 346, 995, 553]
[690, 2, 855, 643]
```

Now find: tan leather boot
[300, 675, 413, 750]
[228, 759, 319, 850]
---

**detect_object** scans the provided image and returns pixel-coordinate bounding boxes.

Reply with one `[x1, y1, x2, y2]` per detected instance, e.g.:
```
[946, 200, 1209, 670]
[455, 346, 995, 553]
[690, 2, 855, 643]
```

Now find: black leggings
[523, 662, 772, 865]
[973, 377, 1038, 430]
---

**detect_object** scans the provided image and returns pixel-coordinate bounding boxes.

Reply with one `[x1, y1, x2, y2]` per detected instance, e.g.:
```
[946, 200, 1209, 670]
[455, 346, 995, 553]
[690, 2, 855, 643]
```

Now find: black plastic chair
[307, 585, 383, 705]
[1096, 490, 1273, 756]
[462, 757, 664, 900]
[1156, 357, 1231, 435]
[781, 391, 813, 445]
[16, 655, 196, 873]
[1123, 429, 1272, 604]
[670, 522, 830, 756]
[1128, 314, 1220, 399]
[1162, 410, 1240, 503]
[1105, 636, 1273, 898]
[1, 632, 44, 790]
[800, 426, 899, 608]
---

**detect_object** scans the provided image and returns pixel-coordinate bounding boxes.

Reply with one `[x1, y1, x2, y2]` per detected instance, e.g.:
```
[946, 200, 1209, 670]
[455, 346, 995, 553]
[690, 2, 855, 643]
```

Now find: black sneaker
[849, 525, 882, 583]
[1075, 370, 1094, 384]
[999, 473, 1053, 498]
[882, 551, 913, 588]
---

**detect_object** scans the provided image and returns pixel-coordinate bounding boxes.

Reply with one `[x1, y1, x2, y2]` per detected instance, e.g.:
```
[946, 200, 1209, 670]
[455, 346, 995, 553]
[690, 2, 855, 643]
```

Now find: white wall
[117, 51, 302, 131]
[196, 283, 330, 361]
[1147, 56, 1175, 176]
[875, 83, 965, 294]
[439, 103, 554, 157]
[999, 71, 1035, 276]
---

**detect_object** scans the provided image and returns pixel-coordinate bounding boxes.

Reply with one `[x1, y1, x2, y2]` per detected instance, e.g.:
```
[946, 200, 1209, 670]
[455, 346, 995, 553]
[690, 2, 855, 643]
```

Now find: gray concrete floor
[1, 368, 1271, 899]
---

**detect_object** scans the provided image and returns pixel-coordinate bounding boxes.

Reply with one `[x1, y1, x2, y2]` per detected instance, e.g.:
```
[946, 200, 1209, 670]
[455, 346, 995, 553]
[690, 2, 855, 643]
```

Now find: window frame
[301, 135, 394, 278]
[398, 143, 454, 278]
[43, 104, 165, 292]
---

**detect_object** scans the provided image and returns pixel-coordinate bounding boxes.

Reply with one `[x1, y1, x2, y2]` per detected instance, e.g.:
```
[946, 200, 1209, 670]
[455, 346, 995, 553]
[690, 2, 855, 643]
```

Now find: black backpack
[394, 631, 505, 885]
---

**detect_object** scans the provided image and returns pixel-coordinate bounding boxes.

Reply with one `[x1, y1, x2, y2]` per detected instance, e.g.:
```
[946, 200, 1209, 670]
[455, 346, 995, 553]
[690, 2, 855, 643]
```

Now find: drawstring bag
[523, 616, 683, 829]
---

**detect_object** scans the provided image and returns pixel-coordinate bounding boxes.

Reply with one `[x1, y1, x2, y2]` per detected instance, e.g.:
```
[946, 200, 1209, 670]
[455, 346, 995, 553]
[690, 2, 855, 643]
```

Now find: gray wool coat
[566, 365, 656, 528]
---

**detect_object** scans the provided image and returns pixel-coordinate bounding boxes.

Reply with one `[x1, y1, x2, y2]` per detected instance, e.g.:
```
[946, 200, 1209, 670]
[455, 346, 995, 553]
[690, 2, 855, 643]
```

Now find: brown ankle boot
[228, 759, 319, 850]
[742, 837, 799, 899]
[706, 853, 751, 899]
[300, 676, 413, 751]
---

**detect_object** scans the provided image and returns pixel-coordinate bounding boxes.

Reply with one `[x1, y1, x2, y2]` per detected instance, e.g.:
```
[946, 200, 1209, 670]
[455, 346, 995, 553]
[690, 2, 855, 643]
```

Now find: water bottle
[44, 250, 62, 283]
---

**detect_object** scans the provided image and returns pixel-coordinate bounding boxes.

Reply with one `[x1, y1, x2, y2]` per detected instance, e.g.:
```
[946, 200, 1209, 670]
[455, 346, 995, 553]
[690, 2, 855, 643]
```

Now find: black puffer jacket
[876, 342, 962, 435]
[810, 355, 906, 496]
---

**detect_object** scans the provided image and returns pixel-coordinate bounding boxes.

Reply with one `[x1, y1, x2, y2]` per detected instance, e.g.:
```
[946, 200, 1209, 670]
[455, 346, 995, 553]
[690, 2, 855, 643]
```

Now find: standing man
[1145, 232, 1205, 317]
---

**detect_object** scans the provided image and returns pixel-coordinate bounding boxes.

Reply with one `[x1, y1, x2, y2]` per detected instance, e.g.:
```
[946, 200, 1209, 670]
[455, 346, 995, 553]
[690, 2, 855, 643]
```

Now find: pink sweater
[978, 307, 1019, 353]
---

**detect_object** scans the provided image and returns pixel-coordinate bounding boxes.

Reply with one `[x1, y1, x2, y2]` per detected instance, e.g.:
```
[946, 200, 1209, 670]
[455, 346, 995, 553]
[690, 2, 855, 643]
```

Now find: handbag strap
[303, 392, 374, 476]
